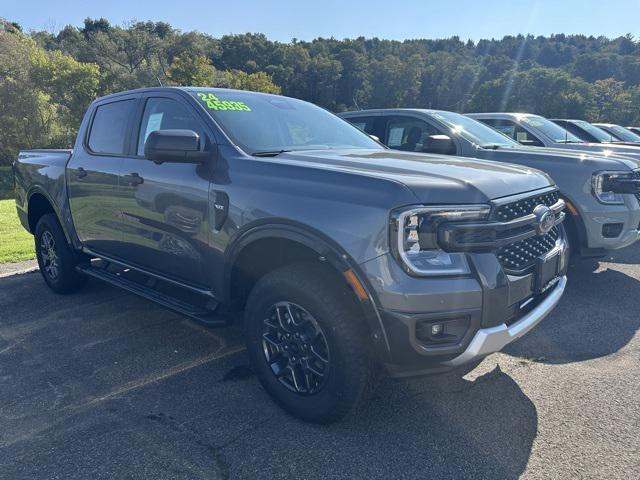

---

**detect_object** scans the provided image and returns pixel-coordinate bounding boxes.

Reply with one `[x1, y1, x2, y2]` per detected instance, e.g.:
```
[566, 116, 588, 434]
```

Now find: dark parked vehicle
[550, 119, 640, 147]
[593, 123, 640, 144]
[14, 88, 568, 422]
[341, 109, 640, 257]
[627, 127, 640, 136]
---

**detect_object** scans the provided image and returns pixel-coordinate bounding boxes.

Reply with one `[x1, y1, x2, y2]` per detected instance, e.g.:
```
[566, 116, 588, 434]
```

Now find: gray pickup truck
[14, 87, 568, 423]
[592, 123, 640, 144]
[340, 109, 640, 257]
[467, 112, 640, 161]
[550, 119, 640, 147]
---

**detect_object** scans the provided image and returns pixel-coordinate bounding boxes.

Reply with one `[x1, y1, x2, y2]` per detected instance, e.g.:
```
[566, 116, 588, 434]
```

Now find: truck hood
[276, 149, 553, 204]
[485, 145, 640, 171]
[548, 142, 640, 163]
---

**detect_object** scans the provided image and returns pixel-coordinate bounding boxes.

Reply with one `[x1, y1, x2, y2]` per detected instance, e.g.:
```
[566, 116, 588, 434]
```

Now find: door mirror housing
[421, 134, 456, 155]
[519, 138, 544, 147]
[144, 129, 204, 163]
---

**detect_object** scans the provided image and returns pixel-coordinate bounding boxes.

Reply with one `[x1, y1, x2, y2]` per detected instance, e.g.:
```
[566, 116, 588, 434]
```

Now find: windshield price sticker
[196, 93, 251, 112]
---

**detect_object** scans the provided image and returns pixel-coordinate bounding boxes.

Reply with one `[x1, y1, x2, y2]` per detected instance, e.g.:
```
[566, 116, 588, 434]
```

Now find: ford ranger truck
[14, 88, 568, 423]
[550, 119, 640, 147]
[592, 123, 640, 144]
[467, 113, 640, 162]
[340, 109, 640, 257]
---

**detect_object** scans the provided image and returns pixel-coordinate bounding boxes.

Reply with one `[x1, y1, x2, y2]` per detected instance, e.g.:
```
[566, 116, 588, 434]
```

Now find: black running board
[77, 264, 229, 327]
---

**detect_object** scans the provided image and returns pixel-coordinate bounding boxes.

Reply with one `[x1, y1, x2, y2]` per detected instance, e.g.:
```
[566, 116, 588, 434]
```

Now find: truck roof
[92, 86, 282, 104]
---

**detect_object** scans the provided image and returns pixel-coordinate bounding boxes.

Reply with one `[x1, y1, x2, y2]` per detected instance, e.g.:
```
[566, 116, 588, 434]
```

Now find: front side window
[384, 117, 441, 151]
[88, 100, 135, 155]
[189, 89, 382, 155]
[137, 98, 205, 155]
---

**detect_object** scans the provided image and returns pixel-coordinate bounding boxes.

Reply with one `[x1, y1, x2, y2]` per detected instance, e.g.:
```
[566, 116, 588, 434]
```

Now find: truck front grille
[438, 189, 565, 274]
[495, 191, 559, 222]
[497, 226, 559, 271]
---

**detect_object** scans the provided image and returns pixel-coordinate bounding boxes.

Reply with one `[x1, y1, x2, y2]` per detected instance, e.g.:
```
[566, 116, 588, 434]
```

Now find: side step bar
[76, 264, 230, 328]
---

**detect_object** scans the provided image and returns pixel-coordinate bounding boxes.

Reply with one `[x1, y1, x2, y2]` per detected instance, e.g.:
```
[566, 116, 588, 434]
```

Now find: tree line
[1, 16, 640, 165]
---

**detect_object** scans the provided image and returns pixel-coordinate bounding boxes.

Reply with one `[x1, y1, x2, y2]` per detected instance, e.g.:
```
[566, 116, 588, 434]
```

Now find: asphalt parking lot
[0, 246, 638, 480]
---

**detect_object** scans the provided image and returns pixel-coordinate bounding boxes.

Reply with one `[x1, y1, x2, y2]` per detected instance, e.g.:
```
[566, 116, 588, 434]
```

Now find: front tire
[244, 263, 377, 423]
[35, 214, 87, 294]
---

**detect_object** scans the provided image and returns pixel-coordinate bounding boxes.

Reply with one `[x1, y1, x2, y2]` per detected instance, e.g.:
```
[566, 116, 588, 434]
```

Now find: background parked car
[467, 112, 640, 161]
[593, 123, 640, 144]
[550, 119, 640, 147]
[341, 108, 640, 258]
[627, 127, 640, 136]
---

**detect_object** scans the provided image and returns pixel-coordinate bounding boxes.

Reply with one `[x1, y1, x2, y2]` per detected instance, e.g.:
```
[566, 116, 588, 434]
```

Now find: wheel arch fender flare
[557, 192, 588, 248]
[25, 186, 74, 243]
[223, 220, 392, 357]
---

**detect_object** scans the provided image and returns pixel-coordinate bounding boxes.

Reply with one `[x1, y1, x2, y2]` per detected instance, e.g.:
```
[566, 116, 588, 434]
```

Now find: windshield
[520, 116, 583, 143]
[600, 124, 640, 143]
[189, 88, 383, 154]
[429, 111, 518, 148]
[573, 120, 614, 142]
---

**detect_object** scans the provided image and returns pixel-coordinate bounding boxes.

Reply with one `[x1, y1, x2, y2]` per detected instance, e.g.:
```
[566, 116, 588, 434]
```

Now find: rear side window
[88, 100, 135, 155]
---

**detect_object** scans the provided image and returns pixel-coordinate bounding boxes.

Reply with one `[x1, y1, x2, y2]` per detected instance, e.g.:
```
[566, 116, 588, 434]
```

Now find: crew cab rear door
[67, 95, 138, 255]
[115, 91, 212, 287]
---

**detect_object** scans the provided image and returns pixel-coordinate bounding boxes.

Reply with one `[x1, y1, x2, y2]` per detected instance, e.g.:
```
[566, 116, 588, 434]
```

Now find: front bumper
[444, 276, 566, 367]
[580, 199, 640, 251]
[360, 239, 568, 377]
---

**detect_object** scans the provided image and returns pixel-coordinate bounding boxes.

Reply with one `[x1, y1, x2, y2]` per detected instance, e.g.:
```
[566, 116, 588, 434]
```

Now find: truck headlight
[592, 171, 633, 205]
[391, 205, 491, 276]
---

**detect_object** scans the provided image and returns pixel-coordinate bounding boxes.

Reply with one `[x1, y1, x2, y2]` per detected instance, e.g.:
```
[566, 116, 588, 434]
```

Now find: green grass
[0, 166, 13, 200]
[0, 199, 35, 263]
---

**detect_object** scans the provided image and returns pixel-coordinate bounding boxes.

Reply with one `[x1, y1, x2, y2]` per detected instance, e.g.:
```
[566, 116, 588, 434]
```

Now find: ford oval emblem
[533, 205, 556, 235]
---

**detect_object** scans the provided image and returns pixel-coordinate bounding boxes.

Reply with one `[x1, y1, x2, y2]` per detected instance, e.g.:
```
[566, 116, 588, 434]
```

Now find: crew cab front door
[116, 93, 212, 287]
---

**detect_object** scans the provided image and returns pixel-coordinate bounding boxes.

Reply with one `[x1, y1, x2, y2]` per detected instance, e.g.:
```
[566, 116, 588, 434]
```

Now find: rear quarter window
[87, 100, 136, 155]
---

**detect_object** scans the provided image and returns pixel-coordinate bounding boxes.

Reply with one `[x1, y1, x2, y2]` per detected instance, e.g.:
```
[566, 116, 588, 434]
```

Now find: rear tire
[35, 214, 88, 294]
[244, 263, 377, 423]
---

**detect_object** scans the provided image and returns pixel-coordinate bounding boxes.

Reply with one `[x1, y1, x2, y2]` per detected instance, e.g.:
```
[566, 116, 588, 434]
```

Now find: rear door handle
[122, 173, 144, 186]
[76, 167, 87, 179]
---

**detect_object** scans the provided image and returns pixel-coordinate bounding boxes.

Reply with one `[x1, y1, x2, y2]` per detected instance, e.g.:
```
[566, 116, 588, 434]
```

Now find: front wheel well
[228, 237, 355, 312]
[27, 193, 56, 233]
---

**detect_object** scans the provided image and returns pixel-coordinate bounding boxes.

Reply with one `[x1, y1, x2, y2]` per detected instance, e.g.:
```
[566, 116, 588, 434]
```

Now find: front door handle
[76, 167, 87, 179]
[122, 173, 144, 186]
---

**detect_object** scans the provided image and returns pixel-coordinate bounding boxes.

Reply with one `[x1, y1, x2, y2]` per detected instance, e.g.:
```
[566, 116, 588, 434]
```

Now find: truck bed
[13, 149, 73, 233]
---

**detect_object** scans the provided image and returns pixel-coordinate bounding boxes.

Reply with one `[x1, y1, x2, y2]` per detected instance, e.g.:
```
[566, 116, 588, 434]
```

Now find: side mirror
[421, 134, 456, 155]
[369, 134, 381, 142]
[519, 138, 544, 147]
[144, 129, 203, 163]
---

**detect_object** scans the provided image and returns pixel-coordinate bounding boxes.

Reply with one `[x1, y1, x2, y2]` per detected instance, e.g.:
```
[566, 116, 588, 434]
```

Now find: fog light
[431, 323, 443, 336]
[602, 223, 623, 238]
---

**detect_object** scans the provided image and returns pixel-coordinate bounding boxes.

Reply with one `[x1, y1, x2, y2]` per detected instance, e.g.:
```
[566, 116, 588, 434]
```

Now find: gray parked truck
[14, 87, 568, 423]
[467, 112, 640, 161]
[592, 123, 640, 144]
[550, 119, 640, 147]
[340, 109, 640, 257]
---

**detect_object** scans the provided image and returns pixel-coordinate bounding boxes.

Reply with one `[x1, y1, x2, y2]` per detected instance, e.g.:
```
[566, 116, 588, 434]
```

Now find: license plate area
[534, 250, 560, 293]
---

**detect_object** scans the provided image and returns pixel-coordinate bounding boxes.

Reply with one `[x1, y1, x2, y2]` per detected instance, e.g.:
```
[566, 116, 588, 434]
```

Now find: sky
[4, 0, 640, 42]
